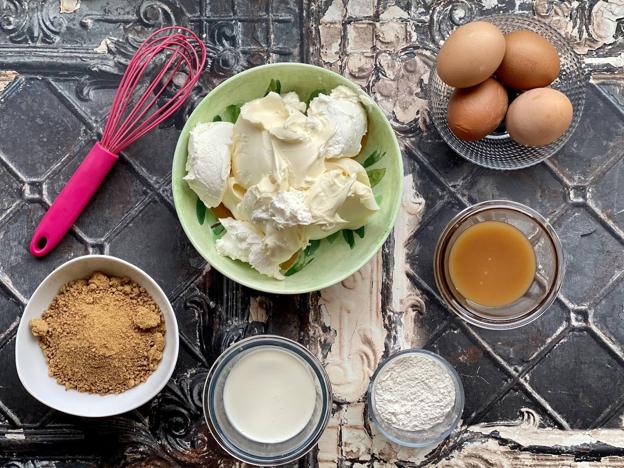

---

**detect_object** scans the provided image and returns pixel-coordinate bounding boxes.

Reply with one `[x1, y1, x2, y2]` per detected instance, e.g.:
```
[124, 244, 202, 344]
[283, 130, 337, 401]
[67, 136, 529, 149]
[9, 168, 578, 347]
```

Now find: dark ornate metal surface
[0, 0, 623, 466]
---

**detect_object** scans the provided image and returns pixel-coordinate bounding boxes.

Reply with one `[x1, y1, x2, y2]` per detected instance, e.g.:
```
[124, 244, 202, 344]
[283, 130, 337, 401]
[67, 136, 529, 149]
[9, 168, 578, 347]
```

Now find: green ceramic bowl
[172, 63, 403, 294]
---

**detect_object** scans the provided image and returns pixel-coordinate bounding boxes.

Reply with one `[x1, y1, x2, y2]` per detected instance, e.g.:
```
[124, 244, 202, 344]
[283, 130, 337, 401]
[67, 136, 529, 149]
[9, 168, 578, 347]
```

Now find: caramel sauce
[448, 221, 536, 307]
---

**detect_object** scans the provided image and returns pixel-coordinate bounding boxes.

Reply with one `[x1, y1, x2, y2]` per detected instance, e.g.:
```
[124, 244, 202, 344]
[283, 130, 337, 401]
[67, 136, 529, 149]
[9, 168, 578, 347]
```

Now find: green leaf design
[367, 168, 386, 188]
[305, 239, 321, 256]
[212, 223, 226, 238]
[362, 150, 387, 168]
[355, 226, 365, 239]
[212, 115, 222, 122]
[222, 104, 241, 123]
[196, 198, 207, 225]
[306, 88, 326, 106]
[284, 252, 315, 276]
[375, 193, 383, 205]
[343, 229, 355, 249]
[327, 231, 340, 243]
[265, 78, 282, 96]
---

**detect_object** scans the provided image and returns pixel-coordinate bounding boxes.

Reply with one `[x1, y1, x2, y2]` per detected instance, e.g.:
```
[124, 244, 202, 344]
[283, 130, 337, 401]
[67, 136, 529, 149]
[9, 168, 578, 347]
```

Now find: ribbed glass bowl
[429, 14, 588, 170]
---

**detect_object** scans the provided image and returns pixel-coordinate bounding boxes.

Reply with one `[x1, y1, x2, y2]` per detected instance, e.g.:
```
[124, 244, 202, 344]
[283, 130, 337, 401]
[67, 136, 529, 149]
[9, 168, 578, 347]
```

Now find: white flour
[374, 354, 456, 431]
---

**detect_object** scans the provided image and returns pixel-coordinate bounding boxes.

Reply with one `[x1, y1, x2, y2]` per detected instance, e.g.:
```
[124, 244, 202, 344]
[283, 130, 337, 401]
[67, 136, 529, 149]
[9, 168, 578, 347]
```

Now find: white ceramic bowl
[15, 255, 179, 417]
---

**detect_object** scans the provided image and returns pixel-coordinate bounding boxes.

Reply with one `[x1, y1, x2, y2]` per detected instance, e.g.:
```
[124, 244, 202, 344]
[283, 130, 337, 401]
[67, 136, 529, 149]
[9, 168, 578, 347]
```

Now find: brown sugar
[29, 271, 166, 394]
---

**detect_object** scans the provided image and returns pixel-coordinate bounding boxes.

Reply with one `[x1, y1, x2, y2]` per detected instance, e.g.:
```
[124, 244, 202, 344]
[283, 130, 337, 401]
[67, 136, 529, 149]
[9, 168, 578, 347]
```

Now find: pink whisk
[30, 26, 206, 257]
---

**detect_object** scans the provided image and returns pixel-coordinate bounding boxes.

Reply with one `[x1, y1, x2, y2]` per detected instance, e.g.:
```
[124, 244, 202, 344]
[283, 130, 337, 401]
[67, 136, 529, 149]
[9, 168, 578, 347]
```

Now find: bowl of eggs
[429, 14, 588, 170]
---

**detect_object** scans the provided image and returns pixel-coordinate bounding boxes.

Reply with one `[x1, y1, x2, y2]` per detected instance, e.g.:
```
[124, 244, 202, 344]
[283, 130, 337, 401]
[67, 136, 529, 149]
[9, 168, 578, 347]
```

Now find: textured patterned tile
[122, 125, 181, 185]
[45, 142, 150, 240]
[0, 164, 21, 217]
[108, 199, 205, 296]
[235, 0, 266, 15]
[425, 324, 510, 420]
[414, 288, 452, 346]
[208, 0, 235, 16]
[459, 165, 567, 220]
[241, 21, 269, 47]
[407, 132, 478, 188]
[0, 203, 88, 299]
[0, 290, 21, 344]
[0, 80, 84, 180]
[407, 198, 465, 290]
[554, 207, 624, 305]
[594, 281, 624, 351]
[404, 154, 450, 216]
[53, 78, 117, 125]
[589, 156, 624, 235]
[526, 332, 624, 428]
[0, 337, 52, 425]
[472, 301, 569, 369]
[549, 85, 624, 185]
[479, 385, 558, 428]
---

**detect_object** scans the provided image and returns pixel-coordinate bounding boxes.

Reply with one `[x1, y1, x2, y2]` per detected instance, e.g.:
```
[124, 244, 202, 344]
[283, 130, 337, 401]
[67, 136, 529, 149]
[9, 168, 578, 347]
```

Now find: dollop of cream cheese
[184, 122, 234, 207]
[186, 87, 379, 280]
[308, 85, 368, 158]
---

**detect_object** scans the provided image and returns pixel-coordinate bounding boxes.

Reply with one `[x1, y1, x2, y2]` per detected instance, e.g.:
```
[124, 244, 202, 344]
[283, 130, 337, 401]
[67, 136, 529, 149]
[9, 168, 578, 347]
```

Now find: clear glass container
[429, 14, 588, 170]
[368, 349, 465, 447]
[203, 335, 332, 466]
[434, 200, 564, 330]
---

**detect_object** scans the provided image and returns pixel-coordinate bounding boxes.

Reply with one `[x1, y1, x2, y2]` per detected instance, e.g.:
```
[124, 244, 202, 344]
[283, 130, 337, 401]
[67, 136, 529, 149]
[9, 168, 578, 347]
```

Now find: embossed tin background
[0, 0, 623, 466]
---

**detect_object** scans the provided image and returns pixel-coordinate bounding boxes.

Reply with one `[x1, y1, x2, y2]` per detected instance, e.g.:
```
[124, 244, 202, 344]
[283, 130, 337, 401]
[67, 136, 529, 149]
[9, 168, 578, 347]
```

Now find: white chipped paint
[319, 255, 385, 403]
[321, 0, 345, 23]
[535, 0, 624, 56]
[480, 0, 500, 9]
[379, 5, 409, 20]
[0, 71, 18, 94]
[93, 38, 111, 54]
[370, 421, 432, 464]
[469, 417, 624, 448]
[585, 52, 624, 68]
[4, 429, 25, 440]
[347, 0, 375, 17]
[341, 403, 372, 460]
[317, 409, 341, 467]
[249, 297, 268, 322]
[391, 173, 426, 350]
[60, 0, 80, 13]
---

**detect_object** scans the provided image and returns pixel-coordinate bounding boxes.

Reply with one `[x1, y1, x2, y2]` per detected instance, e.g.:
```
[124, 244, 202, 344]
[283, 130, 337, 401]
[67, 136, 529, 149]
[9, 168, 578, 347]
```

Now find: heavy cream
[223, 347, 317, 443]
[185, 85, 379, 279]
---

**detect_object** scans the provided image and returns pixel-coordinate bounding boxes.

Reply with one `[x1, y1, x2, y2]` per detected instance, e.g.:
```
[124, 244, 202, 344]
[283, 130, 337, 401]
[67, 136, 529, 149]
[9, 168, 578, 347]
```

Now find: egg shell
[506, 88, 573, 147]
[436, 21, 506, 88]
[496, 30, 560, 90]
[447, 78, 509, 141]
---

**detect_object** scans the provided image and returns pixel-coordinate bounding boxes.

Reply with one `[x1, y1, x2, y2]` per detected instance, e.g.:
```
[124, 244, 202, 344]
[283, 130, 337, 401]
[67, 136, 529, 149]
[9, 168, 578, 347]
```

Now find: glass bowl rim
[367, 349, 465, 448]
[202, 334, 332, 466]
[433, 200, 565, 330]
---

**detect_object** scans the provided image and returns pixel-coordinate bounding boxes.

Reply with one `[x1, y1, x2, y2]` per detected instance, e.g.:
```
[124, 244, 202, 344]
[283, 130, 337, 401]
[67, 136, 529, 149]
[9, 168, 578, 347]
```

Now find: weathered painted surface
[0, 0, 622, 466]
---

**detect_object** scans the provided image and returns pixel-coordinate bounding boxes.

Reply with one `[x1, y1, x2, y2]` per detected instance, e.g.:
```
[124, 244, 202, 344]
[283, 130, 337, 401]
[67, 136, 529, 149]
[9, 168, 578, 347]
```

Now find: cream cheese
[187, 86, 379, 280]
[308, 85, 368, 158]
[184, 122, 234, 207]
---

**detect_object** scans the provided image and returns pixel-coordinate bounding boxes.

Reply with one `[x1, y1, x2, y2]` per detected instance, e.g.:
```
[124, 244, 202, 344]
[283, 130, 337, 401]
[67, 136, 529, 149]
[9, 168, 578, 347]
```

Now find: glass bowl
[429, 14, 588, 170]
[203, 335, 332, 466]
[367, 349, 464, 447]
[434, 200, 564, 330]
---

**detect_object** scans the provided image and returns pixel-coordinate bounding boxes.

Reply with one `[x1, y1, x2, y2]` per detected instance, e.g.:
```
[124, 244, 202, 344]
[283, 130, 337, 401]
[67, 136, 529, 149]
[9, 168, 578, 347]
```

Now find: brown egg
[506, 88, 573, 147]
[436, 21, 506, 88]
[447, 78, 509, 141]
[496, 30, 560, 90]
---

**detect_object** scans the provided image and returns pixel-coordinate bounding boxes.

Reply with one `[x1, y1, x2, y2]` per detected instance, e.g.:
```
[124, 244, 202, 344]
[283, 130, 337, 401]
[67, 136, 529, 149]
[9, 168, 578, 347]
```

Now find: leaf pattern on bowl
[192, 80, 390, 275]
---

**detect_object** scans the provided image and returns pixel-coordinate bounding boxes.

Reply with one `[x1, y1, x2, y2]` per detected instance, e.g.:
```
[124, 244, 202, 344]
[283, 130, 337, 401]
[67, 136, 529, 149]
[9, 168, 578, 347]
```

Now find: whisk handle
[30, 142, 118, 257]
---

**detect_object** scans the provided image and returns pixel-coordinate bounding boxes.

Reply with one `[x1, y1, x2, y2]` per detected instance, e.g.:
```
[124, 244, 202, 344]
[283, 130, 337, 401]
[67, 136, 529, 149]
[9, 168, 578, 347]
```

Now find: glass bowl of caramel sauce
[434, 200, 564, 330]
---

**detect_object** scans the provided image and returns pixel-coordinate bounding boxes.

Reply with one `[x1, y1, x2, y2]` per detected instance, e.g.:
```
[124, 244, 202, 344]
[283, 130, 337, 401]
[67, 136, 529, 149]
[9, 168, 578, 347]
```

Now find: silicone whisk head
[100, 26, 207, 155]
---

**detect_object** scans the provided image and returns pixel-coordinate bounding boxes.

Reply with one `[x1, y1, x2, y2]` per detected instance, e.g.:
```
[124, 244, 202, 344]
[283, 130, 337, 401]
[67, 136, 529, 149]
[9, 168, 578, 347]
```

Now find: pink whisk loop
[30, 26, 207, 257]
